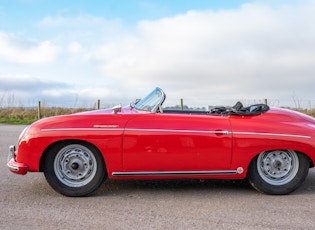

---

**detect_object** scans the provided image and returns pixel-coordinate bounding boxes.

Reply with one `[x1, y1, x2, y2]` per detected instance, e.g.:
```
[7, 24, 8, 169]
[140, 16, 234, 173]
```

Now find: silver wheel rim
[54, 144, 97, 187]
[257, 150, 299, 186]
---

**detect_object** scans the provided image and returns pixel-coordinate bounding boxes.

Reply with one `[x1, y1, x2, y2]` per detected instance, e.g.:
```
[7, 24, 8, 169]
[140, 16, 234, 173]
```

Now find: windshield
[134, 87, 166, 112]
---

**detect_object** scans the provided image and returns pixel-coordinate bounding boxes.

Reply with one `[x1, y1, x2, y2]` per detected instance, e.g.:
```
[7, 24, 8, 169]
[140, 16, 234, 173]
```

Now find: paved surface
[1, 124, 315, 230]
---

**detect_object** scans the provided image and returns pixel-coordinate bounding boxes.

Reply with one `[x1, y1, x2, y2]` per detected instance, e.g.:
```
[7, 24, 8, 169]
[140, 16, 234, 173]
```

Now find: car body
[7, 87, 315, 196]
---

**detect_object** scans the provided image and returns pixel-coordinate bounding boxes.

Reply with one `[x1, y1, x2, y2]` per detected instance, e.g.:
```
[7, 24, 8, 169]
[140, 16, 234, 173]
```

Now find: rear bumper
[7, 145, 28, 175]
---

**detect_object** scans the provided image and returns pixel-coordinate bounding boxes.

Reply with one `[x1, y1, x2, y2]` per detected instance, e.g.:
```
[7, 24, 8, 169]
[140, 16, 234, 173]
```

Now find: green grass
[0, 117, 37, 125]
[0, 107, 90, 125]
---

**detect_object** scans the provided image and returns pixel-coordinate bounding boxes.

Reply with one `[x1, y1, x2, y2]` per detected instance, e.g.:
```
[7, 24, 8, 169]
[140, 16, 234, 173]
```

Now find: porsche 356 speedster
[7, 87, 315, 196]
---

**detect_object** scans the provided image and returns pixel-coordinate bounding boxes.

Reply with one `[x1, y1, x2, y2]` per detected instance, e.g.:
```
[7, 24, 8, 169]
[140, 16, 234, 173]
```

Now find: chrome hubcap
[257, 150, 299, 185]
[54, 144, 97, 187]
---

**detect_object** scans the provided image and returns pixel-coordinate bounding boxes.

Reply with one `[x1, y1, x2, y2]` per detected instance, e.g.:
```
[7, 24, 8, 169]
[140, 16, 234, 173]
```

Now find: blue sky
[1, 1, 251, 24]
[0, 0, 314, 108]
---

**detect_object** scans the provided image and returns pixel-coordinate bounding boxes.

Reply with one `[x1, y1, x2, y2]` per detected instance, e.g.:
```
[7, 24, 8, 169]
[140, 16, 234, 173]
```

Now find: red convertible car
[7, 87, 315, 196]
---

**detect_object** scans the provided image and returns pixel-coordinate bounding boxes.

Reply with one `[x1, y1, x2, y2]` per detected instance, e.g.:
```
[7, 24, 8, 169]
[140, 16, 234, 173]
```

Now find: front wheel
[43, 142, 107, 197]
[248, 150, 309, 195]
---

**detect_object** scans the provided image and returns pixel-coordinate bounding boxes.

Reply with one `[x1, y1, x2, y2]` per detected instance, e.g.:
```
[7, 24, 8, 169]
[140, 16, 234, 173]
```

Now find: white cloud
[0, 74, 70, 91]
[1, 1, 315, 108]
[88, 1, 315, 107]
[0, 32, 61, 64]
[67, 41, 82, 54]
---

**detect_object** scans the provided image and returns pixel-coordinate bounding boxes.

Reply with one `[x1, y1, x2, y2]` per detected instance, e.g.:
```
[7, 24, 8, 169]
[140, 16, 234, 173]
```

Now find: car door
[122, 113, 232, 171]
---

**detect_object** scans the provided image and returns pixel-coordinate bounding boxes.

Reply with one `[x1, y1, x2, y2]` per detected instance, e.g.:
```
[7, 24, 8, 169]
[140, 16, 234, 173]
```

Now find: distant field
[0, 107, 91, 124]
[1, 106, 315, 125]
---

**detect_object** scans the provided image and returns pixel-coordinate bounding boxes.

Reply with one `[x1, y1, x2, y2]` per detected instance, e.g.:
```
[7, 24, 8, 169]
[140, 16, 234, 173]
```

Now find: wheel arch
[39, 139, 107, 173]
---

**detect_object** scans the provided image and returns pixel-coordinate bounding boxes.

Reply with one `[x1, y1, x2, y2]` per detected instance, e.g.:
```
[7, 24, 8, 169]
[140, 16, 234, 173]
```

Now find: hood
[74, 106, 136, 115]
[29, 106, 138, 130]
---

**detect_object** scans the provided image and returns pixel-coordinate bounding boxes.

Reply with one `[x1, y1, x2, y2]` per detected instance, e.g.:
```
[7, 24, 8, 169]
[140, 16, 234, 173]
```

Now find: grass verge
[0, 107, 90, 125]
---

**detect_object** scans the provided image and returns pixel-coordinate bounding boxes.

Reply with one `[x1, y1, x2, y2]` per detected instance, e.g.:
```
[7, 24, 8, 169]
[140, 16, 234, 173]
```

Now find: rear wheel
[248, 150, 309, 195]
[44, 142, 107, 197]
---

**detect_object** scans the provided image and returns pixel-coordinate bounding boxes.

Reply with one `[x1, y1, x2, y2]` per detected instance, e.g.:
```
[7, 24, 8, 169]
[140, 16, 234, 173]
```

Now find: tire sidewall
[44, 142, 107, 197]
[248, 151, 309, 195]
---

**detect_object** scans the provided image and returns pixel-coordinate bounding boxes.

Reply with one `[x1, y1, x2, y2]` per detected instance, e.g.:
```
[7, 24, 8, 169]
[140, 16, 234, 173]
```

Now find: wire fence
[1, 93, 315, 110]
[1, 98, 315, 123]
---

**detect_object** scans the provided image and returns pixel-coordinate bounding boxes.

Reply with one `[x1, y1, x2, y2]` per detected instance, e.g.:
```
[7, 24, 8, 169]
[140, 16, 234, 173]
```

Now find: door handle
[213, 130, 229, 135]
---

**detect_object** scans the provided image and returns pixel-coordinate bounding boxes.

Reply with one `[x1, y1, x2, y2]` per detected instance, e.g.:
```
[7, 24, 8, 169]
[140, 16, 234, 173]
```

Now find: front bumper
[7, 145, 28, 175]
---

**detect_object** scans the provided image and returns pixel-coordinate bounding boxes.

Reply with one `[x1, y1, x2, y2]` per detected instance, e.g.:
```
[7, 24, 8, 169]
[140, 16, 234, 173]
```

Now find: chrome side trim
[112, 170, 238, 177]
[125, 128, 226, 135]
[41, 128, 226, 135]
[41, 128, 124, 132]
[41, 127, 310, 139]
[93, 124, 119, 128]
[232, 132, 310, 139]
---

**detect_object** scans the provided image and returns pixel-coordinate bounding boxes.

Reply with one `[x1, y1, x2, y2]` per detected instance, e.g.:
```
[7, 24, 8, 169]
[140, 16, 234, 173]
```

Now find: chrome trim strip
[41, 128, 124, 132]
[93, 124, 119, 128]
[232, 131, 310, 139]
[125, 128, 223, 135]
[41, 127, 310, 139]
[112, 170, 238, 176]
[41, 127, 222, 135]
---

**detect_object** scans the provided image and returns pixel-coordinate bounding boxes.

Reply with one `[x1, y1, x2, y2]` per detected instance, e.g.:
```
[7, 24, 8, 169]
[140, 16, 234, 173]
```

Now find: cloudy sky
[0, 0, 314, 108]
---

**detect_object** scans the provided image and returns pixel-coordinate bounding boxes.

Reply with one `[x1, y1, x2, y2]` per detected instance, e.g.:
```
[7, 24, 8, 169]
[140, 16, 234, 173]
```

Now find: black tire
[43, 142, 107, 197]
[248, 150, 309, 195]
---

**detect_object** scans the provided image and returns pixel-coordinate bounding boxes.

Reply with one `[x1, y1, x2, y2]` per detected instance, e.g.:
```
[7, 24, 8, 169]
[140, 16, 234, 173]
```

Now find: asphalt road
[1, 124, 315, 230]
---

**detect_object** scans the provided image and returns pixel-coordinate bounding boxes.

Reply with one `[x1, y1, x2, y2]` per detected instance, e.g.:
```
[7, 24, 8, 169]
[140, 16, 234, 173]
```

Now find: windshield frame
[133, 87, 166, 113]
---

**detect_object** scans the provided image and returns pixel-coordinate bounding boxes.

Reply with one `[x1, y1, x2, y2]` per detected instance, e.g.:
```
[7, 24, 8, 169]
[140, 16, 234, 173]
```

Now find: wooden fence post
[264, 98, 268, 105]
[97, 99, 100, 110]
[37, 101, 41, 120]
